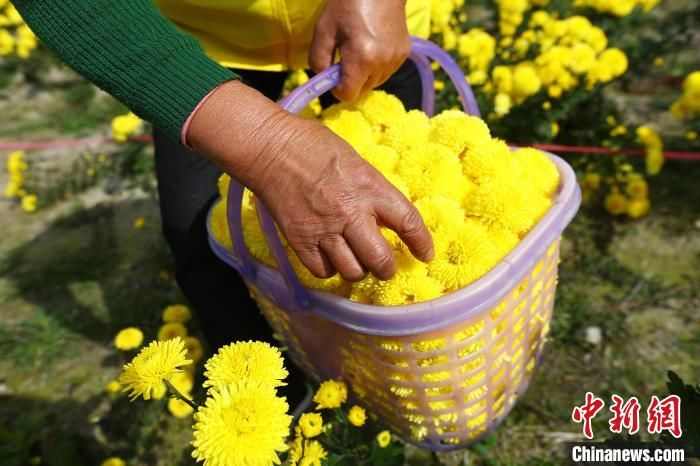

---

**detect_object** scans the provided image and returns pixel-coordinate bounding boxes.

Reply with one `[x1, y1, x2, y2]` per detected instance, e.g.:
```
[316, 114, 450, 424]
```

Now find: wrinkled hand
[188, 80, 433, 281]
[309, 0, 411, 103]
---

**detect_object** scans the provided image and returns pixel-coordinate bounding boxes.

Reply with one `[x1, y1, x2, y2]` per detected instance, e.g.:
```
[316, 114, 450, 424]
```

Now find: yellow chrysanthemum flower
[168, 398, 195, 418]
[119, 337, 192, 400]
[114, 327, 144, 351]
[626, 179, 648, 200]
[286, 248, 346, 292]
[210, 201, 233, 249]
[162, 304, 191, 323]
[380, 109, 431, 153]
[298, 412, 323, 438]
[242, 201, 275, 266]
[203, 341, 288, 392]
[184, 336, 204, 363]
[111, 112, 143, 142]
[353, 90, 406, 130]
[101, 457, 126, 466]
[485, 225, 520, 260]
[461, 138, 515, 184]
[348, 405, 367, 427]
[157, 322, 187, 341]
[372, 265, 444, 306]
[465, 179, 551, 235]
[313, 380, 348, 410]
[428, 220, 500, 290]
[217, 173, 231, 198]
[399, 143, 471, 201]
[626, 198, 650, 219]
[322, 109, 375, 154]
[413, 195, 465, 233]
[429, 110, 491, 155]
[298, 440, 328, 466]
[192, 380, 291, 466]
[21, 194, 38, 213]
[359, 144, 400, 174]
[604, 192, 628, 215]
[105, 380, 122, 394]
[513, 148, 561, 196]
[288, 427, 304, 465]
[376, 430, 392, 448]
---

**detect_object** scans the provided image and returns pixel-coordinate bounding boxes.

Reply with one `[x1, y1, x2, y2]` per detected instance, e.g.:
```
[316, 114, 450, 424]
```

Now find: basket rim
[207, 151, 581, 336]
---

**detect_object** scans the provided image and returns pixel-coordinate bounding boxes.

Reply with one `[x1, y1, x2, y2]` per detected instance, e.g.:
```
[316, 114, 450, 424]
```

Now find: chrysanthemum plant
[118, 337, 403, 466]
[430, 0, 671, 218]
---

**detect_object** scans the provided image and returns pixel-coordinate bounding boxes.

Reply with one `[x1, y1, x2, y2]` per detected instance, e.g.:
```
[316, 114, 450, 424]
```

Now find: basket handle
[228, 37, 480, 309]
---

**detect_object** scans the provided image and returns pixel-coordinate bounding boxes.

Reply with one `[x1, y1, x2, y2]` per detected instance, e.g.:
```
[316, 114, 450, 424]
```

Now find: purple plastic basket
[207, 37, 582, 450]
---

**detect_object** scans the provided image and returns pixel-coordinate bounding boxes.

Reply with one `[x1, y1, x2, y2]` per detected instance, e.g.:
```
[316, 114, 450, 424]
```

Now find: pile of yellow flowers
[211, 90, 560, 306]
[670, 71, 700, 120]
[3, 150, 38, 212]
[0, 1, 38, 58]
[573, 0, 661, 17]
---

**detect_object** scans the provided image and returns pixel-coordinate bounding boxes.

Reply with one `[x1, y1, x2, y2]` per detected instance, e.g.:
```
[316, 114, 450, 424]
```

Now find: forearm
[12, 0, 237, 141]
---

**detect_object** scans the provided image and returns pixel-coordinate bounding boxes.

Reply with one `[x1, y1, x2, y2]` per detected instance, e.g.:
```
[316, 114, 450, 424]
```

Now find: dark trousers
[153, 61, 422, 385]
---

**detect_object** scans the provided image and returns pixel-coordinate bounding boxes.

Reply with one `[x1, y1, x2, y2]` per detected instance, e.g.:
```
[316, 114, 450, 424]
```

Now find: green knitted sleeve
[12, 0, 239, 142]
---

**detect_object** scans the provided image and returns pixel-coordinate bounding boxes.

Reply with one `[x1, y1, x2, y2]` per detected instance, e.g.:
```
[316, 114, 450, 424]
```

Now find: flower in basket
[210, 90, 561, 308]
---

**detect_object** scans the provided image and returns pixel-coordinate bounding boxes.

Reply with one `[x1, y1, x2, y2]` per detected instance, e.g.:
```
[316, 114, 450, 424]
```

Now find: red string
[1, 136, 699, 160]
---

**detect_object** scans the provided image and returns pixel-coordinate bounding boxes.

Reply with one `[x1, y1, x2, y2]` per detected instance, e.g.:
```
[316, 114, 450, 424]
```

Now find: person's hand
[309, 0, 411, 103]
[187, 80, 433, 281]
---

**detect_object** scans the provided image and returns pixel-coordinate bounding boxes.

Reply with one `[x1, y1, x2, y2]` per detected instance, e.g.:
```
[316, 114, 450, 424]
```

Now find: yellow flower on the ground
[376, 430, 392, 448]
[298, 412, 323, 438]
[645, 148, 664, 176]
[348, 405, 366, 427]
[119, 337, 192, 400]
[157, 322, 187, 341]
[550, 121, 560, 137]
[100, 458, 126, 466]
[313, 380, 347, 410]
[114, 327, 144, 351]
[168, 398, 195, 418]
[133, 217, 145, 229]
[192, 380, 291, 466]
[162, 304, 191, 323]
[105, 380, 122, 394]
[21, 194, 37, 213]
[604, 192, 628, 216]
[203, 341, 288, 392]
[6, 151, 27, 173]
[581, 173, 601, 191]
[627, 198, 650, 219]
[626, 179, 648, 199]
[184, 336, 204, 363]
[112, 112, 143, 142]
[298, 440, 328, 466]
[686, 131, 698, 141]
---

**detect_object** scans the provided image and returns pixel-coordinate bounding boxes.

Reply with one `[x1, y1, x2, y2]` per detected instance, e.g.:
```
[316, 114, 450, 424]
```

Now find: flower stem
[164, 379, 199, 410]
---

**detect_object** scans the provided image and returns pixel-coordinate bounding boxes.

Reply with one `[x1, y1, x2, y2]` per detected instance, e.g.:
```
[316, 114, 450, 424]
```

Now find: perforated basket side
[246, 238, 561, 450]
